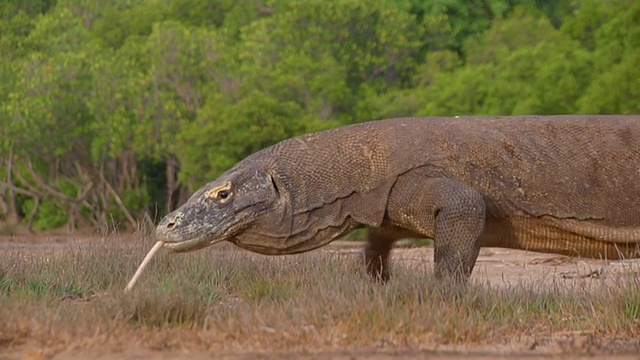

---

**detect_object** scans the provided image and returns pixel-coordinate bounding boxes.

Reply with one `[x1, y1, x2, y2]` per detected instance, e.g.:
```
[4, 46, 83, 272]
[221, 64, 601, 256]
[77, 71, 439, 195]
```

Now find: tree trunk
[5, 143, 20, 225]
[165, 155, 180, 213]
[25, 196, 40, 233]
[0, 188, 6, 216]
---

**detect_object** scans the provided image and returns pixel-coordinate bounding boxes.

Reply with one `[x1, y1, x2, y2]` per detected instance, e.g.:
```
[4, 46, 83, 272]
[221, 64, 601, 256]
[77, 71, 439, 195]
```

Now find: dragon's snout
[156, 212, 185, 242]
[153, 207, 219, 252]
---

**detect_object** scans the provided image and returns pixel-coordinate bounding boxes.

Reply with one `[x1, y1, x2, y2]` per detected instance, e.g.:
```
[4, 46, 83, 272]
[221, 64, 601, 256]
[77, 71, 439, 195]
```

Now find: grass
[1, 236, 639, 355]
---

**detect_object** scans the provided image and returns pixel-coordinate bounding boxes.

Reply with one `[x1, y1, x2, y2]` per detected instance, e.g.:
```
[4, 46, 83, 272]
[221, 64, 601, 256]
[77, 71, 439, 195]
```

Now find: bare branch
[24, 155, 74, 201]
[0, 180, 39, 198]
[98, 171, 138, 229]
[13, 166, 44, 197]
[25, 196, 40, 233]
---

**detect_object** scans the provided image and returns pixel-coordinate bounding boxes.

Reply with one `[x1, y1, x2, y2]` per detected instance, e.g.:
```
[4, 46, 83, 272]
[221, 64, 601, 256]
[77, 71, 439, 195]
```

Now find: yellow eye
[205, 182, 232, 201]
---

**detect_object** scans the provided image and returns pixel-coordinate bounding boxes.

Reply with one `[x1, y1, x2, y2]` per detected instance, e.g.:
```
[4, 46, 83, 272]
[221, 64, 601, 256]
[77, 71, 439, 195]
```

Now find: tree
[4, 5, 103, 230]
[173, 0, 449, 186]
[0, 0, 56, 226]
[175, 47, 346, 186]
[168, 0, 233, 28]
[1, 0, 636, 232]
[395, 0, 579, 53]
[573, 1, 640, 114]
[417, 7, 591, 116]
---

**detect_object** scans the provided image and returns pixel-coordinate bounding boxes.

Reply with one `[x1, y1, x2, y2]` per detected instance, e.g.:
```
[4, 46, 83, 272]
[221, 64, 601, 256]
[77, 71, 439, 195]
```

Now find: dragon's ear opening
[269, 174, 280, 196]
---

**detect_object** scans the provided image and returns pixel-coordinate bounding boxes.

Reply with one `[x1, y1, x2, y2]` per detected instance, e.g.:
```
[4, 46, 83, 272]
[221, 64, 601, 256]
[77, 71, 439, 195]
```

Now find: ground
[1, 234, 639, 359]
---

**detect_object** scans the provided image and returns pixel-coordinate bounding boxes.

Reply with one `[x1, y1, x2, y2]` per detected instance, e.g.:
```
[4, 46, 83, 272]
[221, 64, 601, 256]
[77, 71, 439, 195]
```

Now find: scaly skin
[156, 115, 640, 282]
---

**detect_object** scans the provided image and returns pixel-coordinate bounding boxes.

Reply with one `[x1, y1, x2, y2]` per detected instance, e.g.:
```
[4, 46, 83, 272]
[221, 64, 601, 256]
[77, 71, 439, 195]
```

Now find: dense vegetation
[1, 0, 638, 231]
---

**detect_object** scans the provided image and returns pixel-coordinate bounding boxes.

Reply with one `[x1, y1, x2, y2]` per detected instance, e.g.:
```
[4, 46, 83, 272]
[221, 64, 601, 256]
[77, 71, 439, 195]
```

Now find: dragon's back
[242, 115, 640, 252]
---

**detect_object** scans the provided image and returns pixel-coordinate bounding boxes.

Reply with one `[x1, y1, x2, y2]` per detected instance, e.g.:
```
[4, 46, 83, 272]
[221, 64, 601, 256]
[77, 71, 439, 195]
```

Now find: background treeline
[0, 0, 638, 233]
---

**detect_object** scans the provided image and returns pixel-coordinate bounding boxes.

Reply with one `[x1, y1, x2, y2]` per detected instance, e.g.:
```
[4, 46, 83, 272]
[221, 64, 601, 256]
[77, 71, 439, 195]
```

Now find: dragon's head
[156, 161, 283, 252]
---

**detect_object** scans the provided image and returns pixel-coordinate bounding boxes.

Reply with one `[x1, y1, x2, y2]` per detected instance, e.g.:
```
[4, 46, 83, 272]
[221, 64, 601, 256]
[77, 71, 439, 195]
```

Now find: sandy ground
[2, 234, 640, 359]
[13, 347, 640, 360]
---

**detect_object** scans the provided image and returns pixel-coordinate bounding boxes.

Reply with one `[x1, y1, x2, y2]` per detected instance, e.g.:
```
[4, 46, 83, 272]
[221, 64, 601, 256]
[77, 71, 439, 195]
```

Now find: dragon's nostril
[166, 221, 176, 230]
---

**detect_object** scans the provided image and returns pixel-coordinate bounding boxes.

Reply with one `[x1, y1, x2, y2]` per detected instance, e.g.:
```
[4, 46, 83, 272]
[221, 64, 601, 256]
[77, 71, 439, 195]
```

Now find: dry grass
[1, 236, 639, 356]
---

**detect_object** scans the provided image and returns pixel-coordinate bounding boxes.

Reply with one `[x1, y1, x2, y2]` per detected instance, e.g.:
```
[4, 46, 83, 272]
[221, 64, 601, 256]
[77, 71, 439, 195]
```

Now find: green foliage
[168, 0, 234, 28]
[401, 0, 514, 50]
[106, 187, 151, 228]
[253, 0, 446, 93]
[561, 0, 624, 51]
[21, 199, 68, 231]
[0, 4, 33, 55]
[177, 89, 339, 187]
[415, 6, 592, 116]
[173, 0, 455, 185]
[0, 0, 46, 152]
[7, 6, 101, 158]
[16, 177, 77, 231]
[574, 0, 640, 114]
[0, 0, 56, 17]
[122, 187, 150, 214]
[81, 0, 169, 49]
[1, 0, 639, 229]
[396, 0, 579, 52]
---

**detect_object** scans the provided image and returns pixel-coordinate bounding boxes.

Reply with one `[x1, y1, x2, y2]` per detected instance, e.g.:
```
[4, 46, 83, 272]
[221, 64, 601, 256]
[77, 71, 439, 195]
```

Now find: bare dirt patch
[1, 234, 639, 359]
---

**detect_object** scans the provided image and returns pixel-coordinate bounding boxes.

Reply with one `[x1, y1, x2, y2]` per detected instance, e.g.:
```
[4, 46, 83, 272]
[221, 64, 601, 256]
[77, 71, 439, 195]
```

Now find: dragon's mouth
[156, 216, 242, 253]
[161, 236, 221, 252]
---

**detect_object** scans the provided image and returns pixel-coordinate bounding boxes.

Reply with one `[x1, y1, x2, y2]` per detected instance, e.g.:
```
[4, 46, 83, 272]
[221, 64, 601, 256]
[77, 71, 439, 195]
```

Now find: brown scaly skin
[157, 115, 640, 283]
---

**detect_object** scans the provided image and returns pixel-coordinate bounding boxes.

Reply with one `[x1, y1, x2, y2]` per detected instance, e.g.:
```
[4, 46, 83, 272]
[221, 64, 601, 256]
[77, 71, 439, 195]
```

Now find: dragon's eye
[205, 182, 232, 202]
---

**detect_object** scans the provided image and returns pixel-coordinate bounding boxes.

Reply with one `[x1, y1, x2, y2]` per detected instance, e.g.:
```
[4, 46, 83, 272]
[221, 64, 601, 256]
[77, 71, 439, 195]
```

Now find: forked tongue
[125, 241, 165, 292]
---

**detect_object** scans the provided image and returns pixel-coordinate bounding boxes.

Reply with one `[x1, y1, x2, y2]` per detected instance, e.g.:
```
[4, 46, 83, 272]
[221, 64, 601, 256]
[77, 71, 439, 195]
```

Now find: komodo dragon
[155, 115, 640, 282]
